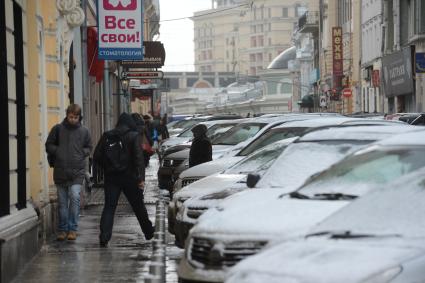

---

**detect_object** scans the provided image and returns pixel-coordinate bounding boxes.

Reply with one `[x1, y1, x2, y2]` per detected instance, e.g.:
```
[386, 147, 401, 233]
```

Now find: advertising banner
[415, 52, 425, 73]
[382, 47, 414, 97]
[98, 0, 144, 60]
[332, 27, 343, 77]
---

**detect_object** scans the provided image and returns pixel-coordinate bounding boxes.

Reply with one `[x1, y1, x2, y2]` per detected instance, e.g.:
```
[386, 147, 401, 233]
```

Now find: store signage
[122, 41, 166, 68]
[415, 52, 425, 73]
[122, 71, 164, 79]
[372, 70, 380, 87]
[382, 47, 414, 97]
[332, 27, 343, 77]
[98, 0, 144, 60]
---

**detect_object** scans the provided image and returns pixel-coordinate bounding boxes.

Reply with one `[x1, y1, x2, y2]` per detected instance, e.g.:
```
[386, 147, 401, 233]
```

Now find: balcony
[298, 11, 319, 34]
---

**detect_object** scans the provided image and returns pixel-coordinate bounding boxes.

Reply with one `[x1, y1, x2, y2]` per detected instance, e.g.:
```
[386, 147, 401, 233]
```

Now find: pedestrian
[143, 114, 154, 166]
[157, 116, 170, 141]
[189, 124, 212, 167]
[93, 113, 154, 247]
[45, 104, 92, 241]
[131, 113, 154, 167]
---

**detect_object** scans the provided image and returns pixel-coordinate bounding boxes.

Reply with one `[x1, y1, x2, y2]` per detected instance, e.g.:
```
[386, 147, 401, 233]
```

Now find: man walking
[93, 113, 154, 247]
[45, 104, 92, 241]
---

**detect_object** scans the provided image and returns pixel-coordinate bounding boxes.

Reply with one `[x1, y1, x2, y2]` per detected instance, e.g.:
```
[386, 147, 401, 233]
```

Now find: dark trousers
[100, 176, 154, 242]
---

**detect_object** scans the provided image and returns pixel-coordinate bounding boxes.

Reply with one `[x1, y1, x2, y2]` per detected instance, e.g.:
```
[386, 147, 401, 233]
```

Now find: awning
[87, 27, 104, 82]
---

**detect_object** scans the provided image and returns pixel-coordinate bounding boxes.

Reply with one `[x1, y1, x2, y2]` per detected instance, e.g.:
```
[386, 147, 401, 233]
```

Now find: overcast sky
[158, 0, 211, 72]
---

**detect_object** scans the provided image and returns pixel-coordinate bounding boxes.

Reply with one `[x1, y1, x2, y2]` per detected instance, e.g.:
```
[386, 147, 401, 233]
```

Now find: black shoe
[100, 240, 108, 247]
[145, 227, 155, 240]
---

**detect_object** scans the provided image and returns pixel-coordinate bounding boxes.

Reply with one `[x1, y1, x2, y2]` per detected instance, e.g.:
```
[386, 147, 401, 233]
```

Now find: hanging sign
[98, 0, 144, 60]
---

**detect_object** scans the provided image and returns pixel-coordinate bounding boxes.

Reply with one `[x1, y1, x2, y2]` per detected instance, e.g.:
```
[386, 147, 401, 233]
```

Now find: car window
[225, 142, 289, 175]
[299, 147, 425, 197]
[207, 124, 237, 141]
[213, 123, 266, 145]
[178, 127, 194, 138]
[238, 127, 307, 156]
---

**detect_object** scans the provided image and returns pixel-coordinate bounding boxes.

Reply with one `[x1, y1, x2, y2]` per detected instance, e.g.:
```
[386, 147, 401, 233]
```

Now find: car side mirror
[247, 174, 260, 188]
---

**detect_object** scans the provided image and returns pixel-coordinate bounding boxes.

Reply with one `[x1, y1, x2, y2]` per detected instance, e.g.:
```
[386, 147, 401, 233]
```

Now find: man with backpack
[93, 113, 154, 247]
[45, 104, 92, 241]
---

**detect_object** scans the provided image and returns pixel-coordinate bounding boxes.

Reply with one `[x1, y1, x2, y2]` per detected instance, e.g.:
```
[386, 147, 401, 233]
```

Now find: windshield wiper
[312, 193, 358, 200]
[288, 191, 310, 199]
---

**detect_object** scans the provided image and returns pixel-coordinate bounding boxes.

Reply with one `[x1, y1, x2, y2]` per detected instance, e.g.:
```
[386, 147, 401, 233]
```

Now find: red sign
[332, 27, 343, 77]
[342, 88, 352, 98]
[372, 70, 380, 87]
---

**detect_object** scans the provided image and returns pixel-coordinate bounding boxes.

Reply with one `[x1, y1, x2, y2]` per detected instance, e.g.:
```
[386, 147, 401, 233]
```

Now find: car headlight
[362, 266, 402, 283]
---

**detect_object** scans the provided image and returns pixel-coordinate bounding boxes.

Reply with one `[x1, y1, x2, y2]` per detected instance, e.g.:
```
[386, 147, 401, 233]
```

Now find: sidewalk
[12, 158, 165, 283]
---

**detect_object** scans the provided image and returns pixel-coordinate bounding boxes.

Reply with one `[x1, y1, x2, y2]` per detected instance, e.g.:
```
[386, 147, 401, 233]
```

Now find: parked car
[177, 127, 423, 283]
[171, 118, 412, 246]
[172, 138, 297, 247]
[158, 116, 294, 192]
[226, 165, 425, 283]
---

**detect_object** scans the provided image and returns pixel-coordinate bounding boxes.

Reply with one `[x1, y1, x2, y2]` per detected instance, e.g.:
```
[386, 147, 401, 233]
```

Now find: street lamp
[121, 77, 129, 96]
[120, 76, 130, 112]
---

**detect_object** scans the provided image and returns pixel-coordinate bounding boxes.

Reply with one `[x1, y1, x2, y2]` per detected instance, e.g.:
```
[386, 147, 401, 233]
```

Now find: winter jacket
[45, 118, 92, 185]
[93, 113, 145, 183]
[189, 124, 212, 167]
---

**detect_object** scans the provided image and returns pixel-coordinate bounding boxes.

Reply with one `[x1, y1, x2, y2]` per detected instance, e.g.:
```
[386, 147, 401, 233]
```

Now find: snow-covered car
[226, 165, 425, 283]
[174, 116, 406, 192]
[177, 126, 423, 283]
[171, 138, 297, 247]
[157, 120, 246, 191]
[159, 115, 299, 192]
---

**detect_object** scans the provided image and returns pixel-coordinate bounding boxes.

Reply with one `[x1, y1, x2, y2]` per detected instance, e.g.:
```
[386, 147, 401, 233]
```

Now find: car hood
[162, 136, 191, 148]
[174, 173, 248, 200]
[166, 148, 190, 159]
[192, 189, 348, 238]
[179, 156, 244, 178]
[212, 144, 236, 158]
[227, 237, 425, 283]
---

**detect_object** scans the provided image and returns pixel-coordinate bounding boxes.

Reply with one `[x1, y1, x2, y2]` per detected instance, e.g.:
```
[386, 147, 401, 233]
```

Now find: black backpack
[102, 130, 130, 173]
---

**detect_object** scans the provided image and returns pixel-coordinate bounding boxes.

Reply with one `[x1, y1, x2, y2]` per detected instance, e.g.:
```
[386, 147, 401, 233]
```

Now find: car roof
[375, 130, 425, 146]
[298, 125, 419, 142]
[200, 118, 250, 126]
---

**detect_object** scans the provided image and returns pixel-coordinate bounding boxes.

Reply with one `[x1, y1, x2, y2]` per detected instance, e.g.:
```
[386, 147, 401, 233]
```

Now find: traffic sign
[319, 95, 327, 107]
[122, 71, 164, 79]
[342, 88, 352, 98]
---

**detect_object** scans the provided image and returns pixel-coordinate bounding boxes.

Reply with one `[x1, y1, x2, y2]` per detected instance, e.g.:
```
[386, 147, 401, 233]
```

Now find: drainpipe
[103, 60, 111, 130]
[81, 0, 90, 129]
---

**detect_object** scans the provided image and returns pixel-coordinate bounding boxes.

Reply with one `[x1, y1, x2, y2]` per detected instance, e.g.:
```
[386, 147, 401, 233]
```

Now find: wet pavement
[12, 156, 184, 283]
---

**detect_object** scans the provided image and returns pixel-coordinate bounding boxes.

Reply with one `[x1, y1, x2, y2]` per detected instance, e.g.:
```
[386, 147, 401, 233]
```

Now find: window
[258, 35, 264, 46]
[282, 7, 288, 18]
[251, 25, 256, 33]
[250, 54, 256, 62]
[250, 36, 257, 47]
[256, 53, 263, 62]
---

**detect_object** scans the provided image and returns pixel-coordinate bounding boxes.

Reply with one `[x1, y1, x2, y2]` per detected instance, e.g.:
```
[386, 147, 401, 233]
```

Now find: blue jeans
[57, 184, 81, 232]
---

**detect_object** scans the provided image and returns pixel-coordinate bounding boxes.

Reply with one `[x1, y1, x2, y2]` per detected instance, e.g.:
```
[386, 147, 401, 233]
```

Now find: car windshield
[258, 140, 370, 190]
[206, 123, 237, 141]
[213, 123, 266, 145]
[297, 146, 425, 198]
[178, 126, 195, 138]
[225, 141, 289, 175]
[238, 127, 308, 156]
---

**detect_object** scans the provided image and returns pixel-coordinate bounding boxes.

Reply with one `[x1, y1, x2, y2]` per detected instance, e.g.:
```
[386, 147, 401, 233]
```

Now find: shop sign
[98, 0, 144, 60]
[332, 27, 343, 77]
[382, 47, 414, 97]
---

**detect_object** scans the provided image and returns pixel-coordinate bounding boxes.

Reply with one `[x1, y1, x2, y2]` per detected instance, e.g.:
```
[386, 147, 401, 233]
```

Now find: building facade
[193, 0, 308, 76]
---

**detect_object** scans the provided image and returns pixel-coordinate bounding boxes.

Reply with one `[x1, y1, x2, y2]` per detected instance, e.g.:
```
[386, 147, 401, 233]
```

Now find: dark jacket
[157, 124, 169, 140]
[189, 124, 212, 167]
[93, 113, 145, 182]
[45, 118, 92, 185]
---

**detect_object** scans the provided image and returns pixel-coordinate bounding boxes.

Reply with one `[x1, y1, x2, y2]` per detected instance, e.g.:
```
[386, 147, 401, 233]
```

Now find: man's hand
[138, 181, 145, 190]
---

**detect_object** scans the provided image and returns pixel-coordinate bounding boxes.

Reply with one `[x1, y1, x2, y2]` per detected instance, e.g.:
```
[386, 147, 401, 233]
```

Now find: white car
[175, 116, 404, 192]
[177, 126, 423, 283]
[172, 138, 297, 247]
[226, 165, 425, 283]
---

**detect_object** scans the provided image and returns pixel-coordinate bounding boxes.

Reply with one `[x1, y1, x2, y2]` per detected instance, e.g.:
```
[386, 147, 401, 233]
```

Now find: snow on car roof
[299, 125, 418, 142]
[374, 129, 425, 146]
[272, 117, 363, 128]
[311, 167, 425, 238]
